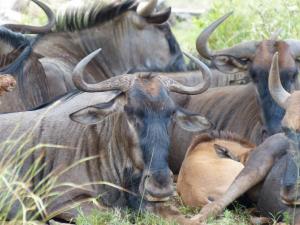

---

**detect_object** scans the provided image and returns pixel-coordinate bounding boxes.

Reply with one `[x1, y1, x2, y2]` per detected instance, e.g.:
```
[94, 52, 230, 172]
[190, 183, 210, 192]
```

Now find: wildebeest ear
[174, 108, 212, 132]
[212, 55, 250, 74]
[70, 94, 125, 125]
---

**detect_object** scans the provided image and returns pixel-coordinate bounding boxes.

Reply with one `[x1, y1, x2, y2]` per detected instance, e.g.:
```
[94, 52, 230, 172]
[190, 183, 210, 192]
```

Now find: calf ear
[212, 55, 249, 74]
[70, 94, 125, 125]
[214, 144, 238, 161]
[174, 109, 212, 132]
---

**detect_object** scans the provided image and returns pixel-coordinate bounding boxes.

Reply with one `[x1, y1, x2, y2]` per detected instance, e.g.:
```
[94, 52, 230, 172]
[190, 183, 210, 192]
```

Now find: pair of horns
[72, 49, 211, 95]
[269, 52, 291, 109]
[196, 13, 300, 60]
[3, 0, 55, 34]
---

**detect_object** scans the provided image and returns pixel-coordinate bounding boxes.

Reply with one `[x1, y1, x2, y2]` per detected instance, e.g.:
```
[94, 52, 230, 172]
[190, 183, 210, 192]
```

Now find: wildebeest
[191, 53, 300, 224]
[169, 13, 300, 173]
[3, 49, 211, 224]
[177, 131, 254, 207]
[0, 0, 190, 114]
[0, 0, 56, 112]
[0, 74, 16, 95]
[34, 0, 186, 88]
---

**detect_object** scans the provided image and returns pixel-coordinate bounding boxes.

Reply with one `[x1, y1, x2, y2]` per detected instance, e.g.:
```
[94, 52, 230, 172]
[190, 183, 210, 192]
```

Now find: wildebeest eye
[239, 58, 249, 64]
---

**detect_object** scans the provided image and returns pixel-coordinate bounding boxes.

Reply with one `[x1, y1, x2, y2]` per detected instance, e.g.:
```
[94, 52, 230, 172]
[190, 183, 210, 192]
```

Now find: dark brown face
[211, 40, 298, 137]
[124, 76, 176, 203]
[249, 41, 298, 136]
[112, 75, 211, 208]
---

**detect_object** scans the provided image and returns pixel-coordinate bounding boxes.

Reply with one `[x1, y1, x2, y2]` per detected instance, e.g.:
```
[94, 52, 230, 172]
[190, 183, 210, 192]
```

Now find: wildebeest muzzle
[139, 169, 174, 202]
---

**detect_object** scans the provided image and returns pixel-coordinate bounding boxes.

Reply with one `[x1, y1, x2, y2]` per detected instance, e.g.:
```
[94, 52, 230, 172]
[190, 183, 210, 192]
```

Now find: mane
[55, 0, 136, 32]
[188, 130, 255, 152]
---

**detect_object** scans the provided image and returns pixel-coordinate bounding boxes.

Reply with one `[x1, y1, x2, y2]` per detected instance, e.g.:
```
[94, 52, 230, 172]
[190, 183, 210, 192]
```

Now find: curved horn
[196, 12, 258, 60]
[72, 49, 134, 92]
[270, 29, 282, 41]
[268, 52, 290, 109]
[159, 52, 211, 95]
[3, 0, 55, 34]
[137, 0, 157, 17]
[196, 12, 233, 59]
[285, 39, 300, 59]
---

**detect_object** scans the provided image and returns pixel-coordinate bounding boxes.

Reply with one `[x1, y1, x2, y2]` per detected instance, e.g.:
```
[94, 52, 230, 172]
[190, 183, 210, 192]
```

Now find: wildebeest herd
[1, 0, 300, 224]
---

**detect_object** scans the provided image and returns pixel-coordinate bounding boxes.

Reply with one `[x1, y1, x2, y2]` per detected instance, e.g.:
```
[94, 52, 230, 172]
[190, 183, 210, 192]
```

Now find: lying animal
[191, 53, 300, 224]
[177, 131, 254, 207]
[3, 49, 211, 224]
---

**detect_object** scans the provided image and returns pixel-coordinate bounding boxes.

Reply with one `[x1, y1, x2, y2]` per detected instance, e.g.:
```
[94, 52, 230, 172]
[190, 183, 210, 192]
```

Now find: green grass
[76, 208, 177, 225]
[75, 196, 254, 225]
[173, 0, 300, 53]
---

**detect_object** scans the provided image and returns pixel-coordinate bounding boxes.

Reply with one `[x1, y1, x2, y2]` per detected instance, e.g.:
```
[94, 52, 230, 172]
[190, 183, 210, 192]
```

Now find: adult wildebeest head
[269, 53, 300, 206]
[70, 49, 212, 208]
[196, 13, 300, 137]
[35, 0, 185, 81]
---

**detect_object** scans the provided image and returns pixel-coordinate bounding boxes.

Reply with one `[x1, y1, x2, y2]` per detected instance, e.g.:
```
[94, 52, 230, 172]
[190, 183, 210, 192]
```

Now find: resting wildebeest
[177, 131, 254, 207]
[0, 0, 55, 112]
[169, 13, 300, 173]
[3, 49, 211, 223]
[0, 0, 191, 114]
[191, 53, 300, 224]
[34, 0, 186, 88]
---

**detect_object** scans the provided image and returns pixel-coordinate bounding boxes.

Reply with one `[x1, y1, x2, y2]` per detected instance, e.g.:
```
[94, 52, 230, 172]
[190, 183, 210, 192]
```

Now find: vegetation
[0, 128, 58, 224]
[173, 0, 300, 53]
[76, 209, 178, 225]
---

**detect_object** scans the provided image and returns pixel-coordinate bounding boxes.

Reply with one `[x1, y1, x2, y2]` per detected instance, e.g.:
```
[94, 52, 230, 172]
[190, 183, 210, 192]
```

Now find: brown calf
[177, 131, 254, 207]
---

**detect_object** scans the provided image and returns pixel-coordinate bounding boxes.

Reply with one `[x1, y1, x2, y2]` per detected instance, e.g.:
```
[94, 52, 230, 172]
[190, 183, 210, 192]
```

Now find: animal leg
[147, 203, 203, 225]
[191, 133, 289, 222]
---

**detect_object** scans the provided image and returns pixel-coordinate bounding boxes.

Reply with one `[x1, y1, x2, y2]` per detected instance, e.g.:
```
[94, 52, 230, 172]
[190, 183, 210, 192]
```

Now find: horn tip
[272, 52, 279, 61]
[92, 48, 102, 56]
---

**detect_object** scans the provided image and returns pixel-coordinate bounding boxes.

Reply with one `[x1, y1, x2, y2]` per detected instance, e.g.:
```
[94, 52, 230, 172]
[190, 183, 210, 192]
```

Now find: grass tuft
[173, 0, 300, 53]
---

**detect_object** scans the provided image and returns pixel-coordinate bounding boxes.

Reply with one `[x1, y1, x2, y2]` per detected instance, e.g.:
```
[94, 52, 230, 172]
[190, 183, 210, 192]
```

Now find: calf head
[269, 53, 300, 206]
[197, 13, 300, 137]
[69, 49, 212, 209]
